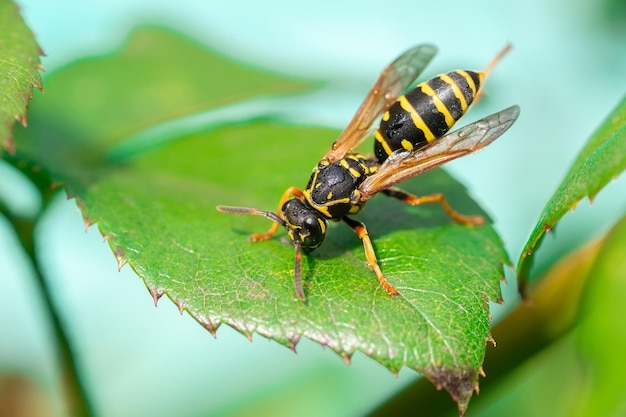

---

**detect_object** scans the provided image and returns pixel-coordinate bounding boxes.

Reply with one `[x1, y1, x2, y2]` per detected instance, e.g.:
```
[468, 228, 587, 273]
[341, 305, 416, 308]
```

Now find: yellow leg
[383, 187, 484, 226]
[249, 186, 303, 242]
[344, 217, 398, 297]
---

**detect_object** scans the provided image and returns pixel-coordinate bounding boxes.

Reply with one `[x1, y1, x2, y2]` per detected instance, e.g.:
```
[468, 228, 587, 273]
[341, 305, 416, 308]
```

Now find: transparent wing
[359, 105, 520, 199]
[323, 44, 437, 163]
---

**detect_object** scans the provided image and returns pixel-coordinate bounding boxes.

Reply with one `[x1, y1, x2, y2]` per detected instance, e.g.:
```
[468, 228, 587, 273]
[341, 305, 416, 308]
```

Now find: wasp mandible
[218, 44, 519, 301]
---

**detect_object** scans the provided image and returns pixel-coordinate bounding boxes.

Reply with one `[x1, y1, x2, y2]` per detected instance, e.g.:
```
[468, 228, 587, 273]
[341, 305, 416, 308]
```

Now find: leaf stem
[19, 218, 94, 417]
[1, 158, 95, 416]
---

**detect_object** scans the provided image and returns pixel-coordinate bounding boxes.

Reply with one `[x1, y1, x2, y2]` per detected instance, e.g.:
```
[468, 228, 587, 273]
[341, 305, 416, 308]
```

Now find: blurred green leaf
[13, 26, 312, 178]
[463, 214, 626, 417]
[574, 214, 626, 417]
[14, 26, 510, 413]
[467, 333, 587, 417]
[0, 0, 43, 153]
[517, 95, 626, 289]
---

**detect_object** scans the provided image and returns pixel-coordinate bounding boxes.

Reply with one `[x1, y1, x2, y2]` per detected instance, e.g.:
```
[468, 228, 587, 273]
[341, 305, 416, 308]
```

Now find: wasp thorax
[281, 198, 328, 252]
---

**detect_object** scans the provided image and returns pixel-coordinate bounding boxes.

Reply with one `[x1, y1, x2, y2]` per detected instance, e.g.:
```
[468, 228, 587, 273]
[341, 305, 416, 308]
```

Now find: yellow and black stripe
[374, 70, 484, 162]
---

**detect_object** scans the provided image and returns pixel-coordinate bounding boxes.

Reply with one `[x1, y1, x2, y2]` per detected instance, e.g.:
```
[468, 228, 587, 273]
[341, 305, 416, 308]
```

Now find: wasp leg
[343, 216, 398, 297]
[382, 187, 484, 226]
[292, 231, 307, 301]
[249, 186, 304, 242]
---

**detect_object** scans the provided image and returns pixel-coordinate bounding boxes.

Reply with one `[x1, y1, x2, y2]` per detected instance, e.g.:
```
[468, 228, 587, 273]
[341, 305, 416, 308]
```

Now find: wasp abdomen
[374, 70, 484, 162]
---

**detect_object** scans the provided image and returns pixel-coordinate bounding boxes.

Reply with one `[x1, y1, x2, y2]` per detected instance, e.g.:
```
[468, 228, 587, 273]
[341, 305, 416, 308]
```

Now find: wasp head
[281, 198, 328, 252]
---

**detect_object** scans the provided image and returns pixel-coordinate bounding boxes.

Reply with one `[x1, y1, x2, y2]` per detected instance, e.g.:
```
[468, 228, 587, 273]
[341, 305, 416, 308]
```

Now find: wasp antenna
[216, 205, 287, 227]
[482, 43, 512, 80]
[292, 232, 307, 301]
[217, 205, 257, 214]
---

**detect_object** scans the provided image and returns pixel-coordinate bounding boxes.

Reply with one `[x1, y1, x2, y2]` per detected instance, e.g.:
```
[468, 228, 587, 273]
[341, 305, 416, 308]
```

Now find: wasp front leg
[249, 186, 304, 242]
[382, 187, 484, 226]
[343, 216, 398, 297]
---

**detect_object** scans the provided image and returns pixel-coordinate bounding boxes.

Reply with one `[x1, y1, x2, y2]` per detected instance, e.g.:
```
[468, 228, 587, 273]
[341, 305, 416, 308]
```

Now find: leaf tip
[175, 299, 185, 315]
[197, 316, 219, 337]
[82, 215, 95, 231]
[517, 280, 531, 301]
[74, 199, 96, 231]
[15, 114, 28, 128]
[426, 366, 478, 416]
[114, 246, 128, 271]
[288, 335, 301, 352]
[148, 287, 165, 307]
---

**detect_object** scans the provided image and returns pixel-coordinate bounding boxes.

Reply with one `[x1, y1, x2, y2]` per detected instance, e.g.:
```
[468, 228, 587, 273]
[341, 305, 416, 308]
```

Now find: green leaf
[76, 121, 506, 414]
[14, 26, 508, 413]
[0, 0, 43, 153]
[517, 95, 626, 290]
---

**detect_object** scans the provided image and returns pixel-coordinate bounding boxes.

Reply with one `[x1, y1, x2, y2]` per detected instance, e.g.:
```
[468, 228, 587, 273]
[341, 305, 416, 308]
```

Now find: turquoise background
[1, 0, 625, 415]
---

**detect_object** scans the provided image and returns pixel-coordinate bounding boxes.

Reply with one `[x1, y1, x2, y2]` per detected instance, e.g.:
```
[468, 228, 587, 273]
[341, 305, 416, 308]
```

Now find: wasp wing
[324, 44, 437, 163]
[359, 105, 520, 200]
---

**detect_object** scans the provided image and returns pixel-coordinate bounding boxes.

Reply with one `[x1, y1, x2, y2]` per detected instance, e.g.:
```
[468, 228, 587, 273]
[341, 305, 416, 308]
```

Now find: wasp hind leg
[382, 187, 484, 226]
[343, 216, 398, 297]
[249, 186, 304, 242]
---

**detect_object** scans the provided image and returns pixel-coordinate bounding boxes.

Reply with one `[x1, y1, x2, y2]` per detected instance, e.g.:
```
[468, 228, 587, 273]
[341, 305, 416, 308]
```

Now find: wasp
[218, 44, 520, 301]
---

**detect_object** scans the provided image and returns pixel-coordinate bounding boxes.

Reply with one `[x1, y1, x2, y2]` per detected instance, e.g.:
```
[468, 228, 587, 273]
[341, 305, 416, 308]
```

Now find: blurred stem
[1, 157, 94, 417]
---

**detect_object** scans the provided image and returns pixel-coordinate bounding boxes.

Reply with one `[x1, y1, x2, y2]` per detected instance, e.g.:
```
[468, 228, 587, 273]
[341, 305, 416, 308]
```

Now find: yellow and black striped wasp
[218, 44, 520, 301]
